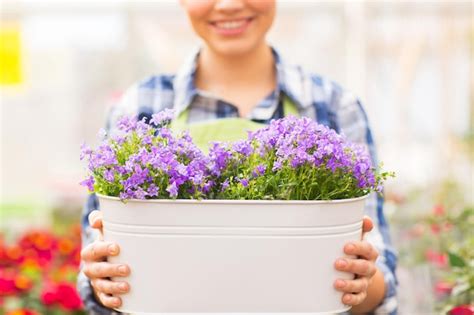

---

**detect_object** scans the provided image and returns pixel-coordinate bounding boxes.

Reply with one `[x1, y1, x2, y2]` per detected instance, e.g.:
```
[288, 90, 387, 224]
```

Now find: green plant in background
[428, 206, 473, 314]
[392, 179, 473, 314]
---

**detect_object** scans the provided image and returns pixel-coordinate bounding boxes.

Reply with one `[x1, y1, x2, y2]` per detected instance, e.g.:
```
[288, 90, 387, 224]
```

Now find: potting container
[98, 194, 368, 314]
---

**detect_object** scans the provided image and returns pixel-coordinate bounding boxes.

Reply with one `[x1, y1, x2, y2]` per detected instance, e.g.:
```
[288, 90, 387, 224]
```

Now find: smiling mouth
[209, 17, 254, 31]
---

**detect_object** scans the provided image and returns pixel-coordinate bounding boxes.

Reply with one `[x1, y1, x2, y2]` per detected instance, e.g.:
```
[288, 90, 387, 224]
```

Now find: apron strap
[172, 107, 190, 130]
[282, 94, 300, 117]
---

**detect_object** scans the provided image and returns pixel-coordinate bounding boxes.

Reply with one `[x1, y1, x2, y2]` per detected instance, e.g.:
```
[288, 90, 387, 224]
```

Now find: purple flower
[80, 142, 92, 160]
[117, 116, 137, 132]
[239, 178, 249, 187]
[104, 169, 115, 182]
[147, 184, 159, 197]
[252, 164, 266, 177]
[166, 182, 179, 197]
[232, 140, 252, 157]
[272, 160, 283, 171]
[221, 179, 230, 191]
[142, 135, 153, 145]
[202, 180, 214, 193]
[111, 134, 126, 145]
[134, 187, 147, 199]
[80, 176, 95, 191]
[150, 109, 174, 126]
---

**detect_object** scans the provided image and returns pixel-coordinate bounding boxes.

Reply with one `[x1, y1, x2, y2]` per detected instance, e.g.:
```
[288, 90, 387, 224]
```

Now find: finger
[88, 210, 103, 230]
[91, 278, 130, 295]
[343, 241, 379, 261]
[81, 241, 120, 262]
[342, 291, 367, 306]
[334, 277, 369, 294]
[361, 216, 373, 238]
[83, 262, 130, 279]
[334, 258, 376, 277]
[97, 291, 122, 309]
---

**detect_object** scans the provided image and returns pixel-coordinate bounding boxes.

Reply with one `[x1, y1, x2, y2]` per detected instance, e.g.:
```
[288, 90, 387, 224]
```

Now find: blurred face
[181, 0, 276, 56]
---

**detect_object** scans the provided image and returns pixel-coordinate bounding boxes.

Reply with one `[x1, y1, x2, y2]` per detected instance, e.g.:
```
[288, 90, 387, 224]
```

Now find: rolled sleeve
[374, 256, 398, 315]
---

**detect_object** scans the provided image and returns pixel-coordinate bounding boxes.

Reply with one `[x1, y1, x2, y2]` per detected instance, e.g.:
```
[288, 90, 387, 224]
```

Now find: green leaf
[448, 252, 466, 267]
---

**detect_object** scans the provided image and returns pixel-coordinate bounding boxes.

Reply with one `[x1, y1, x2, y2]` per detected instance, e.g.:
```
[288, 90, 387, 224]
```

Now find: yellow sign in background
[0, 24, 22, 85]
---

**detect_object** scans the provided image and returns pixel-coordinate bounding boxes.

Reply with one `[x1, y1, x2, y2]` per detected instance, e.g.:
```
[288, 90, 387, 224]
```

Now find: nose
[215, 0, 245, 13]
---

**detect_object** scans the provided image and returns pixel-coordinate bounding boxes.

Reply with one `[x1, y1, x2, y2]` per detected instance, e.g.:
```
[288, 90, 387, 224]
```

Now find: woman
[78, 1, 397, 314]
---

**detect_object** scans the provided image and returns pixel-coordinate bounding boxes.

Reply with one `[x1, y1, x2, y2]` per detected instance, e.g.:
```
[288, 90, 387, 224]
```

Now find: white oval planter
[98, 194, 368, 314]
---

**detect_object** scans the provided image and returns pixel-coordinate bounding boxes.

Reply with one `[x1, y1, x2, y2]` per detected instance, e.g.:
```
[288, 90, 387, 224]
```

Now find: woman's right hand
[80, 210, 131, 309]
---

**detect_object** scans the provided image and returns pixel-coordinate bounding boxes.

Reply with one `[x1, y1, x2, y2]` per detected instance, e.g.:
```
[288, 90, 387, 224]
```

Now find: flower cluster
[81, 109, 212, 200]
[210, 116, 391, 200]
[81, 111, 392, 200]
[0, 226, 84, 314]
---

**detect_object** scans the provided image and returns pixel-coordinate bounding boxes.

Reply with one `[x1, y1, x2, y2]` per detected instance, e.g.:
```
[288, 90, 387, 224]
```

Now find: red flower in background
[449, 305, 474, 315]
[0, 225, 85, 314]
[425, 249, 448, 268]
[0, 269, 32, 296]
[56, 282, 83, 310]
[17, 230, 56, 268]
[40, 281, 83, 311]
[431, 223, 441, 234]
[434, 281, 453, 297]
[0, 276, 16, 296]
[433, 204, 445, 216]
[40, 282, 58, 306]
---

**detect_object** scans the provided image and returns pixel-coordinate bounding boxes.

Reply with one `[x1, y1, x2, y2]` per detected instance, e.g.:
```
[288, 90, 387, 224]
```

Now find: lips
[209, 17, 254, 36]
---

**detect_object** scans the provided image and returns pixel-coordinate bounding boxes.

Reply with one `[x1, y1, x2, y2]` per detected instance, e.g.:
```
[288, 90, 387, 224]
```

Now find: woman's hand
[80, 210, 131, 309]
[333, 216, 385, 312]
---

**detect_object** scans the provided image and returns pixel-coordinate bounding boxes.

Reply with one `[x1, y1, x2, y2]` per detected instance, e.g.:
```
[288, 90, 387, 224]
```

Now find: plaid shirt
[78, 47, 398, 315]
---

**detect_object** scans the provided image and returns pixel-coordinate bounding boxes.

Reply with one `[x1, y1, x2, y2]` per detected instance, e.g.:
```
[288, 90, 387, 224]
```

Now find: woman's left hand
[333, 216, 379, 307]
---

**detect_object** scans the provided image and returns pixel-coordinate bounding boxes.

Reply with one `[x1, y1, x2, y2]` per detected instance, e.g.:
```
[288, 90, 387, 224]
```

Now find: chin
[207, 38, 264, 57]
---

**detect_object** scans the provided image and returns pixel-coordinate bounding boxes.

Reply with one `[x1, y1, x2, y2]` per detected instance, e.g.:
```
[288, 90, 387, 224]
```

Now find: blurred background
[1, 0, 472, 314]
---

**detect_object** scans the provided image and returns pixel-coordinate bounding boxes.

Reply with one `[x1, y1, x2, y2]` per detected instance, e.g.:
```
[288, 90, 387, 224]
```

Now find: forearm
[350, 267, 385, 314]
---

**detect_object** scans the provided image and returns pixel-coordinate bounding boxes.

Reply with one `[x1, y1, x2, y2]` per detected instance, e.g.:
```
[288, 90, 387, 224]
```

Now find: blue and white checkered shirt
[78, 47, 398, 315]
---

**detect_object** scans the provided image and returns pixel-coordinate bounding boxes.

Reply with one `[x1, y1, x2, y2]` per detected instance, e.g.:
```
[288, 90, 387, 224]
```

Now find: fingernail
[108, 244, 118, 255]
[346, 243, 355, 252]
[337, 259, 347, 268]
[119, 283, 128, 291]
[343, 294, 352, 303]
[335, 279, 346, 288]
[118, 265, 128, 275]
[113, 297, 121, 307]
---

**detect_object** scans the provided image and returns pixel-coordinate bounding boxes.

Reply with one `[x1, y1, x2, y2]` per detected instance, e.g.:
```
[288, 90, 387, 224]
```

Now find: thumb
[88, 210, 103, 232]
[361, 215, 374, 239]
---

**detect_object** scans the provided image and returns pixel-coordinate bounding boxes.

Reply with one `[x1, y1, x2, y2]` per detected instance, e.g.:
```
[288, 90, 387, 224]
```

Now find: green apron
[170, 95, 299, 150]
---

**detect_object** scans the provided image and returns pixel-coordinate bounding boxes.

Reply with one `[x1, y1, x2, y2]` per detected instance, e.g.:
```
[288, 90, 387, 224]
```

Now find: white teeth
[215, 20, 246, 30]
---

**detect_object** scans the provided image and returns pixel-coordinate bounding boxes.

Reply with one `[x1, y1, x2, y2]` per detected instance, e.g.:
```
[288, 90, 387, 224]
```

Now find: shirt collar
[172, 46, 311, 119]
